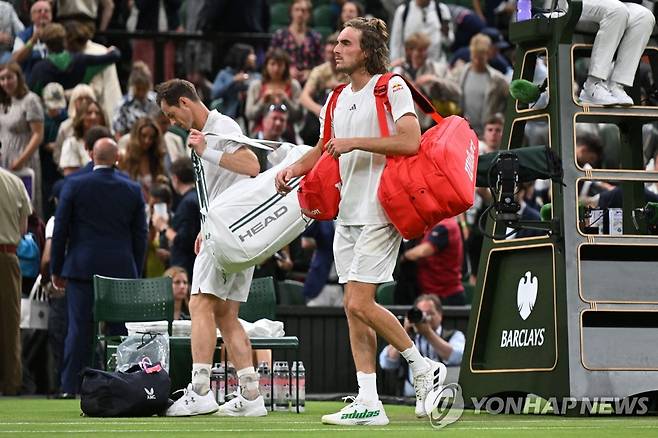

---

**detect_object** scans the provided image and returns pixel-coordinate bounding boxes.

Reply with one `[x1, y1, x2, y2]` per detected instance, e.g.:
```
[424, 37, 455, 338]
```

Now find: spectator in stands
[51, 138, 147, 398]
[245, 48, 302, 142]
[336, 1, 364, 30]
[53, 84, 96, 165]
[211, 43, 259, 120]
[507, 181, 544, 239]
[28, 23, 121, 96]
[253, 104, 289, 172]
[62, 19, 122, 122]
[55, 0, 115, 32]
[0, 162, 32, 396]
[479, 112, 503, 154]
[145, 181, 172, 277]
[41, 82, 67, 219]
[301, 221, 338, 305]
[0, 62, 44, 217]
[399, 217, 466, 305]
[453, 33, 508, 136]
[389, 0, 454, 66]
[270, 0, 323, 85]
[186, 68, 213, 107]
[165, 266, 191, 320]
[450, 26, 512, 78]
[59, 99, 107, 175]
[197, 0, 270, 34]
[299, 32, 348, 145]
[572, 0, 654, 106]
[0, 1, 24, 64]
[11, 0, 52, 81]
[118, 117, 166, 193]
[133, 0, 181, 82]
[112, 61, 159, 138]
[150, 108, 186, 173]
[379, 294, 465, 396]
[393, 32, 460, 130]
[576, 132, 604, 168]
[152, 157, 200, 281]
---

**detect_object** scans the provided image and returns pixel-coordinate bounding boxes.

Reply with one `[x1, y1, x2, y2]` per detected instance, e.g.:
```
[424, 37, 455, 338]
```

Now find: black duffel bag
[80, 361, 170, 417]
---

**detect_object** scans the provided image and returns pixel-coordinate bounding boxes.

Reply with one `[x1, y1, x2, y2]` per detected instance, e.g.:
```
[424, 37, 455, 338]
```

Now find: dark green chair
[312, 4, 335, 28]
[376, 281, 396, 305]
[277, 279, 306, 305]
[270, 3, 290, 32]
[314, 26, 334, 41]
[92, 275, 174, 368]
[239, 276, 277, 322]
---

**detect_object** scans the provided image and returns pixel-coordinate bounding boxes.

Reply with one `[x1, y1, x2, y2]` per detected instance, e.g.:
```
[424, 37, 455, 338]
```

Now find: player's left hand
[325, 138, 355, 158]
[188, 129, 207, 156]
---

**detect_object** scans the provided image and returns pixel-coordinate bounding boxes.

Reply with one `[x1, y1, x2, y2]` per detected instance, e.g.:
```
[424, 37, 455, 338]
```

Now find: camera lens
[407, 307, 424, 324]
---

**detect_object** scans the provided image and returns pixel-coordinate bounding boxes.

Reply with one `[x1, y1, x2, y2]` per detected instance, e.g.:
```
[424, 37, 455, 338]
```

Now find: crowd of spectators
[2, 0, 658, 396]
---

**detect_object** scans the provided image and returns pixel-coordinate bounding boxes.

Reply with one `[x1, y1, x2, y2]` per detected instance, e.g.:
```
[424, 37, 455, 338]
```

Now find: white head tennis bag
[201, 143, 313, 274]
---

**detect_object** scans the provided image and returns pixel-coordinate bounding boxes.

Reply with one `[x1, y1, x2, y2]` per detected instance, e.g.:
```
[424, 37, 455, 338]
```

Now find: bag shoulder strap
[373, 72, 443, 138]
[321, 83, 349, 147]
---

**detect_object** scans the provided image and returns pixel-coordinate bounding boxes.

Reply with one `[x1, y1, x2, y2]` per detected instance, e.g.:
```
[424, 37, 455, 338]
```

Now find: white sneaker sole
[215, 406, 268, 417]
[321, 415, 390, 426]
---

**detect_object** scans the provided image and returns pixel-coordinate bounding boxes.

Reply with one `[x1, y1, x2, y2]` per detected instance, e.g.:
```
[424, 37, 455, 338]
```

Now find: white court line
[1, 425, 657, 433]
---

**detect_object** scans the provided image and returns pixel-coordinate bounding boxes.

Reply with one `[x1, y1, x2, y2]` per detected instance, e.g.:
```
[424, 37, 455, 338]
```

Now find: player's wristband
[201, 147, 223, 166]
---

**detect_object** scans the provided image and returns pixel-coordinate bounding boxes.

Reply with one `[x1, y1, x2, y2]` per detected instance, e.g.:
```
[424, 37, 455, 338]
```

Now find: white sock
[401, 345, 430, 376]
[356, 371, 378, 403]
[191, 363, 212, 395]
[237, 366, 260, 400]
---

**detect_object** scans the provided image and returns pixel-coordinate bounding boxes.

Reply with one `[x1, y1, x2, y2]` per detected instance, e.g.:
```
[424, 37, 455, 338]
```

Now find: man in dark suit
[50, 138, 147, 397]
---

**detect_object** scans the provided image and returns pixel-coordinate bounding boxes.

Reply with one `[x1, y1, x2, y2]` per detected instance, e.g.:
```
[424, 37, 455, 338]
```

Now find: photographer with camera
[379, 294, 464, 397]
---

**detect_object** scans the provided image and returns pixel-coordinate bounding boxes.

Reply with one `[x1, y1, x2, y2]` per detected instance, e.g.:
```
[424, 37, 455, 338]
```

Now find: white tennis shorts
[333, 223, 402, 284]
[191, 240, 254, 302]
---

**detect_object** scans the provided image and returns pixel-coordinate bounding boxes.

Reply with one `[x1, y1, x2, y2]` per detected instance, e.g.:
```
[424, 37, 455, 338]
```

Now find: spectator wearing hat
[41, 82, 68, 219]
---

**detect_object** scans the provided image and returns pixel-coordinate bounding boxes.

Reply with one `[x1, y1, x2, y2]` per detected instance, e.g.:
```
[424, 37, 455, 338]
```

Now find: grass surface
[0, 399, 657, 437]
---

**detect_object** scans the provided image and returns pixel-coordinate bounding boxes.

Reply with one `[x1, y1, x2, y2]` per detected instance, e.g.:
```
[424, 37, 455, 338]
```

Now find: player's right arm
[274, 138, 323, 194]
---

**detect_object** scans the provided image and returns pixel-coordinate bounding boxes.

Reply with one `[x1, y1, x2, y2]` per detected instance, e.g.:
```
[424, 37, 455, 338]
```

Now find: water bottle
[226, 362, 238, 399]
[290, 361, 306, 413]
[258, 361, 272, 410]
[210, 363, 225, 404]
[517, 0, 532, 21]
[273, 361, 290, 411]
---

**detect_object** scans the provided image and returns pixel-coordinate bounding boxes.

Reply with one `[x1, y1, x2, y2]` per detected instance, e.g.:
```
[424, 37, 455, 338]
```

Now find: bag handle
[373, 72, 443, 138]
[321, 83, 349, 149]
[28, 274, 45, 301]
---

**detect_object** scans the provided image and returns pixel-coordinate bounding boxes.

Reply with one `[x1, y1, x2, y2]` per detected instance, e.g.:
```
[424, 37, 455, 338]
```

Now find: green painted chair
[277, 279, 306, 305]
[376, 281, 397, 305]
[239, 276, 277, 322]
[92, 275, 174, 368]
[312, 4, 335, 28]
[270, 3, 290, 32]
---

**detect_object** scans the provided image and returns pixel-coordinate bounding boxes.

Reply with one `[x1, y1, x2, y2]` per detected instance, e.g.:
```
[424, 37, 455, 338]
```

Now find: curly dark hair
[262, 48, 292, 83]
[223, 43, 255, 71]
[343, 17, 389, 75]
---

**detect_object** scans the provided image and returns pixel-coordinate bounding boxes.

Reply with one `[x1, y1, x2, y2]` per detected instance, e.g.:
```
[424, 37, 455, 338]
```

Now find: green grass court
[1, 399, 657, 437]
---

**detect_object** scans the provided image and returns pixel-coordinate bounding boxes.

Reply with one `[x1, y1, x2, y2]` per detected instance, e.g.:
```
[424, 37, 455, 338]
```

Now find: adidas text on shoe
[165, 383, 219, 417]
[321, 397, 389, 426]
[216, 392, 267, 417]
[413, 359, 447, 417]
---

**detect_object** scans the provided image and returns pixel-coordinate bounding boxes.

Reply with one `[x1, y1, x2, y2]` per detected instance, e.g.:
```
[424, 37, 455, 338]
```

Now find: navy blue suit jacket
[51, 167, 148, 280]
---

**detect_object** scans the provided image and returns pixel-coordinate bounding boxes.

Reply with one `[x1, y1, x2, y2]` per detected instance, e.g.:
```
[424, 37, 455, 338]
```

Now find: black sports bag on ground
[80, 361, 171, 417]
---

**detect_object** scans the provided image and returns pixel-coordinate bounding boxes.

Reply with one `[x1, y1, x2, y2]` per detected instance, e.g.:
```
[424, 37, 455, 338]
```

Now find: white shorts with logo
[191, 240, 254, 302]
[333, 224, 402, 284]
